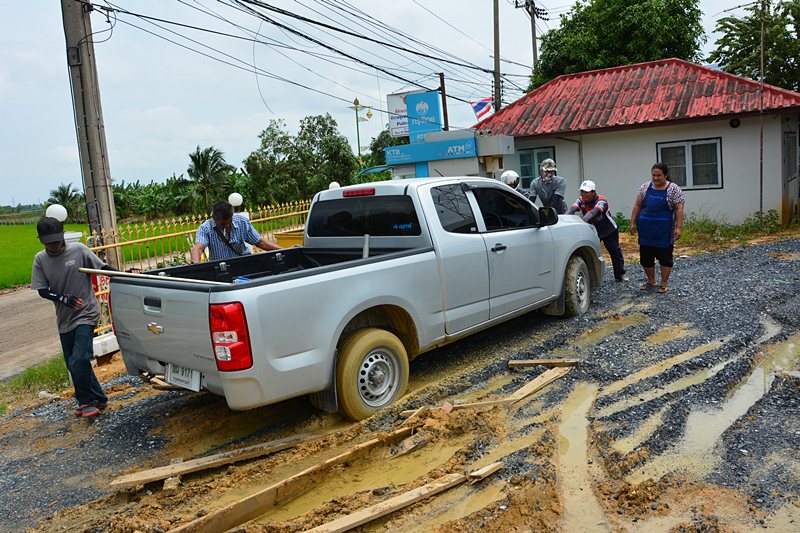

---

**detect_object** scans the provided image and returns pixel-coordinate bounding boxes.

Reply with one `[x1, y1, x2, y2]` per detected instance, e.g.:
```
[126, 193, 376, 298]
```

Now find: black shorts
[639, 245, 674, 268]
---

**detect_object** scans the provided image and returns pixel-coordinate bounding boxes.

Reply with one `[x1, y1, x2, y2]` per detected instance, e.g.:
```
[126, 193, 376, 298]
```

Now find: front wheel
[336, 328, 409, 421]
[564, 255, 591, 316]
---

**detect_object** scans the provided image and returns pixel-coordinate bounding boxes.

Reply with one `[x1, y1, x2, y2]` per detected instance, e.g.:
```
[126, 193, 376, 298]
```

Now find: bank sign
[387, 90, 424, 138]
[406, 91, 443, 144]
[385, 137, 477, 165]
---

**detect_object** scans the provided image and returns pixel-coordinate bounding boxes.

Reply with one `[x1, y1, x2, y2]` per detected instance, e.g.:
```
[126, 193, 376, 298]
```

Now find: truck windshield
[307, 195, 421, 237]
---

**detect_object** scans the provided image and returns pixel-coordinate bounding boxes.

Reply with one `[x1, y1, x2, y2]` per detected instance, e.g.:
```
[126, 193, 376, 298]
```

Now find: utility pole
[493, 0, 502, 111]
[758, 0, 765, 216]
[514, 1, 539, 71]
[60, 0, 119, 266]
[438, 73, 450, 131]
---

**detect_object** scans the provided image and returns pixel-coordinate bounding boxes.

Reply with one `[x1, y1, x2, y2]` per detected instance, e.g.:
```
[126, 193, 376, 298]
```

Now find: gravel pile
[1, 238, 799, 532]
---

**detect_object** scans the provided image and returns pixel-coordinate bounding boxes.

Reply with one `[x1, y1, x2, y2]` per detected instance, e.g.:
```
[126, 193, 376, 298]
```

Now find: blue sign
[406, 91, 442, 144]
[385, 137, 477, 165]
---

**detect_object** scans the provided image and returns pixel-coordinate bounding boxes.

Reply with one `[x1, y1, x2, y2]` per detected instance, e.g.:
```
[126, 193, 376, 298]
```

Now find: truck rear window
[307, 195, 421, 237]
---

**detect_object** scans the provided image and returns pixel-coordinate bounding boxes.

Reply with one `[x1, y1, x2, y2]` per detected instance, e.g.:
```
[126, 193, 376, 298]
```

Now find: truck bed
[147, 246, 413, 285]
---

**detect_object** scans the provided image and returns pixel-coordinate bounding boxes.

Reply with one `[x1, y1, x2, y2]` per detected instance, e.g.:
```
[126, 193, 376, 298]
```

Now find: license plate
[165, 363, 201, 392]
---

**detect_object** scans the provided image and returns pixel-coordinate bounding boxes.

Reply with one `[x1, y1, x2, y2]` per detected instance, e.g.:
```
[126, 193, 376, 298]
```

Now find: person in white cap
[567, 180, 627, 282]
[528, 158, 567, 214]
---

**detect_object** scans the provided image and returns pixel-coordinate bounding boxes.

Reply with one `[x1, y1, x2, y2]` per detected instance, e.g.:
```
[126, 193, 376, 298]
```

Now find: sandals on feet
[640, 282, 656, 291]
[657, 286, 669, 294]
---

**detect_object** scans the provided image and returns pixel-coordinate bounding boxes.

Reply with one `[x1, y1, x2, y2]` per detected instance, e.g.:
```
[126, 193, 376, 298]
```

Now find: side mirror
[539, 206, 558, 227]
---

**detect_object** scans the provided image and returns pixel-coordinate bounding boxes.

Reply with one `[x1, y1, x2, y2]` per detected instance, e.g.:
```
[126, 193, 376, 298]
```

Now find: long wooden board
[109, 433, 311, 490]
[508, 358, 579, 369]
[306, 473, 465, 533]
[168, 426, 413, 533]
[506, 366, 571, 405]
[307, 463, 502, 533]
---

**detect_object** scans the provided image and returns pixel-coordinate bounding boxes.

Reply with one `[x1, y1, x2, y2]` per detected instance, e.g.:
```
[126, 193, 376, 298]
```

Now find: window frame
[656, 137, 723, 190]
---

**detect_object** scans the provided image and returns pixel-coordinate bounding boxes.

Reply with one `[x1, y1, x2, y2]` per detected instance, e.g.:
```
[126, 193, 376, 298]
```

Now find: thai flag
[470, 97, 494, 120]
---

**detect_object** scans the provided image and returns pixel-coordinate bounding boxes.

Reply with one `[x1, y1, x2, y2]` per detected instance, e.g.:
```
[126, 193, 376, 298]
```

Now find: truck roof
[316, 176, 500, 201]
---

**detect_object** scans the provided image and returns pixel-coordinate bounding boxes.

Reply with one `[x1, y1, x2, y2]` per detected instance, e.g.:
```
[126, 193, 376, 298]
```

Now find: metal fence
[87, 201, 311, 334]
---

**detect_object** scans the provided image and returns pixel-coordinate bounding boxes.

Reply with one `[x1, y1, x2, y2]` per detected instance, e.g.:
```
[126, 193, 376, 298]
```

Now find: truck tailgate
[112, 282, 217, 375]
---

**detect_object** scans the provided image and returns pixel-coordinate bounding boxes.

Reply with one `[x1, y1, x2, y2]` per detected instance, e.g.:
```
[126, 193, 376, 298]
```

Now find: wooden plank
[109, 433, 310, 490]
[467, 462, 503, 484]
[391, 434, 431, 459]
[400, 407, 424, 425]
[506, 366, 571, 405]
[168, 426, 413, 533]
[451, 398, 511, 410]
[305, 473, 466, 533]
[508, 358, 580, 369]
[149, 377, 184, 391]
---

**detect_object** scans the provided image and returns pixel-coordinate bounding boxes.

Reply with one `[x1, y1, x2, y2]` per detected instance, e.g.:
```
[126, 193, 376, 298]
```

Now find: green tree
[530, 0, 706, 89]
[47, 182, 86, 223]
[187, 146, 235, 212]
[244, 115, 357, 205]
[708, 1, 800, 91]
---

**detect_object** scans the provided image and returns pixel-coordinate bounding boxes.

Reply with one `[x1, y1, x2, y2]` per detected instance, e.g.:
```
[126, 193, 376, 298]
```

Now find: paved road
[0, 286, 61, 380]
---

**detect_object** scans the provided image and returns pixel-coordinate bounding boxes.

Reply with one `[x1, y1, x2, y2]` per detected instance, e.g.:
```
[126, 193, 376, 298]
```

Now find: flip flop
[657, 286, 669, 293]
[640, 282, 655, 291]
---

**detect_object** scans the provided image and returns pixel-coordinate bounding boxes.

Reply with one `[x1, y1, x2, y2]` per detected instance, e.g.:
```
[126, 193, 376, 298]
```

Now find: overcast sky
[2, 0, 738, 205]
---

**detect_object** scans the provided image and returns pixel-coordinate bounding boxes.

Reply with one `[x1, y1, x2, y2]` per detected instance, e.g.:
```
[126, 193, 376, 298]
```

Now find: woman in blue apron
[630, 163, 685, 293]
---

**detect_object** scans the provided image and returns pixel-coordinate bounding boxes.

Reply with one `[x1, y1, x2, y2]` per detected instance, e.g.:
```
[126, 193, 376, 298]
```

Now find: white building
[477, 58, 800, 224]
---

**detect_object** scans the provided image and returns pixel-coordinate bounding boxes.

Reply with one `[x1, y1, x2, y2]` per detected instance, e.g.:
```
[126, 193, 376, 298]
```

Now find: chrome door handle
[491, 243, 507, 252]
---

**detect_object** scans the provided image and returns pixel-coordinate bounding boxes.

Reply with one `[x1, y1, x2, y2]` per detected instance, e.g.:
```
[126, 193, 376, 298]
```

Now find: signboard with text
[387, 90, 425, 138]
[385, 137, 477, 165]
[406, 91, 443, 144]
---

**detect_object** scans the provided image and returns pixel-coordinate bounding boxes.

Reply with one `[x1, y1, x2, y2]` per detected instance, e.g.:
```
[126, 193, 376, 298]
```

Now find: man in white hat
[528, 158, 567, 214]
[567, 180, 627, 282]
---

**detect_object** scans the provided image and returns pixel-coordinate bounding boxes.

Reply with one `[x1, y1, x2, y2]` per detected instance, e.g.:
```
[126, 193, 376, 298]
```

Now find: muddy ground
[2, 237, 800, 532]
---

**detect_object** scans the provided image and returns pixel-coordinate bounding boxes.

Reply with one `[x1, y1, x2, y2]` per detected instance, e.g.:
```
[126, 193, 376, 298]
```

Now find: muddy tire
[564, 255, 591, 317]
[336, 328, 409, 421]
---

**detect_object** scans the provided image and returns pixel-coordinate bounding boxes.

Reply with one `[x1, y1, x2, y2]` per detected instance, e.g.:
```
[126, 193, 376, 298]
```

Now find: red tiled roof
[475, 58, 800, 137]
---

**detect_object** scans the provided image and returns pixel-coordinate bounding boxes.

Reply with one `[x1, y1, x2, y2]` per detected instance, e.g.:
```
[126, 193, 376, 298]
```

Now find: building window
[518, 147, 555, 189]
[657, 138, 722, 189]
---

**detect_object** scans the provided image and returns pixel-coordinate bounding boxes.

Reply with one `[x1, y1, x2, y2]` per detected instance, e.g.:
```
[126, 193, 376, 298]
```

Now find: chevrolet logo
[147, 322, 164, 335]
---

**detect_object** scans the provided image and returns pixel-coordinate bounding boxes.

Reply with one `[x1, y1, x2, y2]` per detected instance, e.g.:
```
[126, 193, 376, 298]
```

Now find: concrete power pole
[515, 1, 538, 72]
[493, 0, 502, 111]
[60, 0, 119, 266]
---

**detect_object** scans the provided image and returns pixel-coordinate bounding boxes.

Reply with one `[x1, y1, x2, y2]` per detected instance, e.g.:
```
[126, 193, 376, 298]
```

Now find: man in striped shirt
[191, 200, 281, 263]
[567, 180, 627, 282]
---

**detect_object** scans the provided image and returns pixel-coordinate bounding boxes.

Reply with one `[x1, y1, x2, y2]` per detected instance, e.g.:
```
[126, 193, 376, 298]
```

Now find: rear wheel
[336, 328, 409, 421]
[564, 255, 591, 316]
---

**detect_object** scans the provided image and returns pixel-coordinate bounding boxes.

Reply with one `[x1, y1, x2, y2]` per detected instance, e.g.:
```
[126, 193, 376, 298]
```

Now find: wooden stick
[506, 366, 571, 405]
[451, 398, 511, 410]
[168, 426, 413, 533]
[391, 434, 431, 459]
[307, 463, 503, 532]
[306, 473, 465, 533]
[78, 267, 228, 286]
[508, 358, 580, 369]
[467, 462, 503, 484]
[109, 433, 310, 490]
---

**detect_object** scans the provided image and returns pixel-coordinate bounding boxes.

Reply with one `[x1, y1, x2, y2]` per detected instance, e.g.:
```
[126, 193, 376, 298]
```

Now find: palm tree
[187, 146, 235, 212]
[47, 182, 85, 222]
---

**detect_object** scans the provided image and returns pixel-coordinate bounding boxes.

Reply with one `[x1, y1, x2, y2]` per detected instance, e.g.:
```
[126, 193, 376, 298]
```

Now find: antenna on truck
[362, 234, 370, 259]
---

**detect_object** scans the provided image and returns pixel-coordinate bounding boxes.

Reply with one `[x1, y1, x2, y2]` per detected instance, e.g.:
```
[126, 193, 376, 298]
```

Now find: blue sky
[1, 0, 734, 205]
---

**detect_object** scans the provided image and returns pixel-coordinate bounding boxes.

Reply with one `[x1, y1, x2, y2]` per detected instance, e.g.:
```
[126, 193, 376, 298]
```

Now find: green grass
[0, 355, 69, 415]
[0, 224, 86, 289]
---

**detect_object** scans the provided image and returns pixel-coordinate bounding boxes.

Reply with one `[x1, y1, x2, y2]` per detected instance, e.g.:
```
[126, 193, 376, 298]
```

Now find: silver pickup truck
[111, 177, 604, 420]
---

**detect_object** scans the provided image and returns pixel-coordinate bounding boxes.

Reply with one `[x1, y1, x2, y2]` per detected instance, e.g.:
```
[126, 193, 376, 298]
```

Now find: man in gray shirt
[31, 217, 109, 418]
[529, 158, 567, 214]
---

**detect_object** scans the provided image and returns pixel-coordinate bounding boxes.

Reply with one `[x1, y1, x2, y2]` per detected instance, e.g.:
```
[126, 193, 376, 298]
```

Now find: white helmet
[500, 170, 519, 187]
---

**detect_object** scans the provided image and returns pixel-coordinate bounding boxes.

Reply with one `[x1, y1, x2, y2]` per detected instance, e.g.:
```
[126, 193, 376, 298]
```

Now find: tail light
[209, 303, 253, 371]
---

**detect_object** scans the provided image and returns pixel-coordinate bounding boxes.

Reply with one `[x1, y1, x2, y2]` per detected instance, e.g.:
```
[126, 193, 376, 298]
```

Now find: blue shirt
[195, 214, 261, 261]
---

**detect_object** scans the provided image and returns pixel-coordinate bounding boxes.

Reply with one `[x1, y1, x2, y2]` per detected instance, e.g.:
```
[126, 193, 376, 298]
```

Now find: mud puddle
[627, 331, 800, 484]
[557, 382, 610, 531]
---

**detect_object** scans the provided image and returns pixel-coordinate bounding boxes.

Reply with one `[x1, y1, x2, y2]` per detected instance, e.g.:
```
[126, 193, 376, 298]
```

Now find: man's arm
[191, 242, 206, 263]
[255, 237, 282, 251]
[37, 289, 84, 309]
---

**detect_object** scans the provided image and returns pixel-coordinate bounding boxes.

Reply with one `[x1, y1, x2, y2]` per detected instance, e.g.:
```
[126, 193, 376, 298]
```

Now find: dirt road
[0, 286, 61, 380]
[1, 238, 799, 532]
